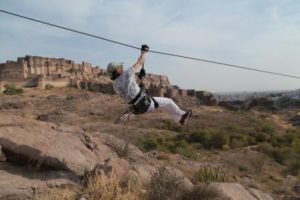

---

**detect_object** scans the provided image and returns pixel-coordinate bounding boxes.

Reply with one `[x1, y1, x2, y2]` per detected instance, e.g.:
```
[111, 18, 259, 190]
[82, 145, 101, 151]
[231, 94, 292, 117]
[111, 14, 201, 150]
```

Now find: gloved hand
[138, 68, 146, 79]
[141, 44, 149, 52]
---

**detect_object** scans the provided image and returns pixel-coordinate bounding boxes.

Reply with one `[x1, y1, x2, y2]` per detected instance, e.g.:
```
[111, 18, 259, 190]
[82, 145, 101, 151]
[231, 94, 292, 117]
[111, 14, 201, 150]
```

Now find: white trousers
[147, 97, 186, 122]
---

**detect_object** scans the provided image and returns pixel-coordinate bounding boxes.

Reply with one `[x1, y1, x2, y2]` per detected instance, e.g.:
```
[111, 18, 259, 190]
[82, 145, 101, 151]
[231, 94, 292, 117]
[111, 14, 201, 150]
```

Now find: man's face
[116, 65, 124, 74]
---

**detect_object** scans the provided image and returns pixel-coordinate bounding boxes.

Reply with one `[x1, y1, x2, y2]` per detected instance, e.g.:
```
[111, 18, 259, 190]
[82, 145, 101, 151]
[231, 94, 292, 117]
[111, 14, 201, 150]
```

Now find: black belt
[129, 88, 159, 108]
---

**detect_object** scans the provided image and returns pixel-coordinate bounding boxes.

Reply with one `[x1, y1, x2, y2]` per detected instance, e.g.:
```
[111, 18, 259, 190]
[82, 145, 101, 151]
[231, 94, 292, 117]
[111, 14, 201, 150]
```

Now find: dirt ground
[0, 87, 299, 199]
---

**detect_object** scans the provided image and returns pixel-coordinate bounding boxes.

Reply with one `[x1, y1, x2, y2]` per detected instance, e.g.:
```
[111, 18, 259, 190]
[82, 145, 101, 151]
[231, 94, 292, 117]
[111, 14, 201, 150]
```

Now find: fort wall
[38, 77, 70, 89]
[0, 78, 38, 88]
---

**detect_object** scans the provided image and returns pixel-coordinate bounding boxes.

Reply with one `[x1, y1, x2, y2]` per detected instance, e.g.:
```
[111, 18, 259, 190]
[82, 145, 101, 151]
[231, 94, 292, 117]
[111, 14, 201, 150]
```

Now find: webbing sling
[129, 87, 159, 114]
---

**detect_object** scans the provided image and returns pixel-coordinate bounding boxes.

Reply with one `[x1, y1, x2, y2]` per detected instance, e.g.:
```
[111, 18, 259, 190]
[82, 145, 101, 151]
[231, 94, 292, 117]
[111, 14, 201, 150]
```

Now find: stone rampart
[0, 78, 38, 88]
[38, 77, 70, 89]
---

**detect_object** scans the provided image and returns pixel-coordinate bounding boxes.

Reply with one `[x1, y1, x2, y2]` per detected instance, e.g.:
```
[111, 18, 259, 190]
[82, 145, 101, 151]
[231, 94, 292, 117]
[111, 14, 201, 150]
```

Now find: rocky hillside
[0, 87, 299, 200]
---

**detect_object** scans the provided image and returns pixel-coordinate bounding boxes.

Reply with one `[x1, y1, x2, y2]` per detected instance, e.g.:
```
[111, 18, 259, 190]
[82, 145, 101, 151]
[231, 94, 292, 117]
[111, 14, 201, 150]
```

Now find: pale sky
[0, 0, 300, 92]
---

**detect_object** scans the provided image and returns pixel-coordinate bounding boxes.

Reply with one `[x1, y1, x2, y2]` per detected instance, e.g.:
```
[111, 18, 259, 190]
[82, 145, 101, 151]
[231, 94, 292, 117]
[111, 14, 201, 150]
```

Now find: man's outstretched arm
[132, 51, 147, 72]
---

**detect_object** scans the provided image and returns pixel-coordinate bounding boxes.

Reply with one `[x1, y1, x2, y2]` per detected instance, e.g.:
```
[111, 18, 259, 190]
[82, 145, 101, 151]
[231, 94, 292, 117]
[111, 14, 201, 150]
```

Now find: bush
[257, 143, 274, 157]
[3, 84, 23, 95]
[147, 167, 184, 200]
[286, 158, 300, 176]
[273, 147, 290, 164]
[229, 133, 249, 148]
[193, 167, 228, 184]
[255, 120, 275, 135]
[138, 138, 158, 152]
[33, 169, 141, 200]
[169, 140, 196, 159]
[45, 83, 54, 89]
[161, 120, 182, 132]
[188, 130, 214, 149]
[230, 138, 248, 148]
[292, 138, 300, 153]
[254, 132, 269, 143]
[211, 132, 229, 149]
[272, 134, 296, 147]
[238, 165, 248, 172]
[181, 184, 225, 200]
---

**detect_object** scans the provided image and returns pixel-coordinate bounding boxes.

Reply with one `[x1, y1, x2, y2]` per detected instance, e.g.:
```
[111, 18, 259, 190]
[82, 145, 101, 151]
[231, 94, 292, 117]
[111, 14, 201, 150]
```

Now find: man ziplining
[107, 44, 192, 125]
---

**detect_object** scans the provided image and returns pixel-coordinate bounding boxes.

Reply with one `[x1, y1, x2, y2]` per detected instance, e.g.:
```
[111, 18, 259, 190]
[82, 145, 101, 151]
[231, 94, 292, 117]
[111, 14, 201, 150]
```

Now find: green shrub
[257, 143, 274, 157]
[193, 167, 228, 184]
[138, 138, 158, 152]
[286, 158, 300, 176]
[292, 138, 300, 153]
[260, 123, 275, 134]
[273, 147, 291, 164]
[3, 84, 23, 95]
[229, 132, 246, 141]
[224, 123, 241, 132]
[250, 154, 265, 173]
[254, 119, 276, 138]
[211, 132, 229, 149]
[238, 165, 248, 172]
[161, 120, 182, 132]
[175, 133, 189, 141]
[45, 83, 54, 90]
[272, 134, 296, 147]
[229, 133, 249, 148]
[222, 144, 230, 151]
[230, 138, 249, 148]
[188, 130, 214, 149]
[168, 140, 195, 158]
[247, 136, 256, 145]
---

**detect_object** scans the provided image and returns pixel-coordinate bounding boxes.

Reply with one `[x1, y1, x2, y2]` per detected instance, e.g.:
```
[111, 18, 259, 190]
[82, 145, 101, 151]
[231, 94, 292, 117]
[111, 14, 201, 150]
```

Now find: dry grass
[32, 170, 142, 200]
[32, 186, 77, 200]
[192, 166, 229, 184]
[84, 171, 141, 200]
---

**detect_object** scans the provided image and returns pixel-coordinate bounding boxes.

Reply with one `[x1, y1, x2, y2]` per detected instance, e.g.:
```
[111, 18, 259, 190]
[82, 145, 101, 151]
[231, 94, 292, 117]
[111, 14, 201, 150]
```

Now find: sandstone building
[0, 55, 102, 79]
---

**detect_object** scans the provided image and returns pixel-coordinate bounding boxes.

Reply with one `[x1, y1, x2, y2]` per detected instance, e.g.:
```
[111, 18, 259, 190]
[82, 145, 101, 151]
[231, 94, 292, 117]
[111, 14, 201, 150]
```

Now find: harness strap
[129, 88, 159, 109]
[129, 88, 143, 105]
[151, 97, 159, 108]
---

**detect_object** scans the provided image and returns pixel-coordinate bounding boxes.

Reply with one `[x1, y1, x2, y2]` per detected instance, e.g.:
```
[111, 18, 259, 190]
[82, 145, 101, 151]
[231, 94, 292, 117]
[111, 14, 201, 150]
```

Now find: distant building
[0, 55, 99, 79]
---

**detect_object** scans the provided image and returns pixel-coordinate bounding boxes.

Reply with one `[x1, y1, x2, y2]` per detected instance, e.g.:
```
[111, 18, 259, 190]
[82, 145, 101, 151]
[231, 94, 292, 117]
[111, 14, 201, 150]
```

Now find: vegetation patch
[192, 167, 229, 184]
[3, 84, 23, 95]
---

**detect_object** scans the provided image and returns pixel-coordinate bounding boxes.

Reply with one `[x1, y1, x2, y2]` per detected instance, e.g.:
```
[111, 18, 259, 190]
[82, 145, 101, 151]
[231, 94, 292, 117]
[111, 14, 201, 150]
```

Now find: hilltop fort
[0, 55, 218, 104]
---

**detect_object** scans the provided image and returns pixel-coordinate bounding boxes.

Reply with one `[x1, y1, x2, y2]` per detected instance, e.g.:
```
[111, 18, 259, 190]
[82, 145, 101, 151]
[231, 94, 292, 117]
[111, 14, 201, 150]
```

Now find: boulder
[0, 114, 136, 198]
[248, 188, 274, 200]
[163, 166, 194, 190]
[0, 114, 99, 176]
[0, 162, 76, 200]
[212, 183, 274, 200]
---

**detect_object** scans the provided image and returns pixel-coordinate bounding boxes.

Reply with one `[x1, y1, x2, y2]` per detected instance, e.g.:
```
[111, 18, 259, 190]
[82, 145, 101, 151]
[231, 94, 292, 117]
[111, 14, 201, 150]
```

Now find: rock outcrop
[0, 113, 165, 198]
[212, 183, 273, 200]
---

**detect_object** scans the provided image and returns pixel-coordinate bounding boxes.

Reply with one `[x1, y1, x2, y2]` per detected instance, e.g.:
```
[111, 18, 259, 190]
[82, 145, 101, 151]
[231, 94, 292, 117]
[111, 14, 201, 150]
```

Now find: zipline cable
[1, 9, 300, 80]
